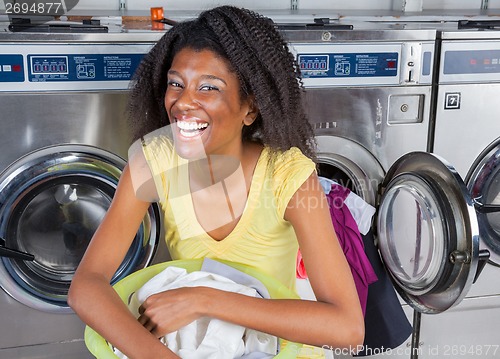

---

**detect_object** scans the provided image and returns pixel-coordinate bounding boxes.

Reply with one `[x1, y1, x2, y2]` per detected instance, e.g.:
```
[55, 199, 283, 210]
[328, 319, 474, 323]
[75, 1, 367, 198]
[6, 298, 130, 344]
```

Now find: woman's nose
[173, 88, 199, 111]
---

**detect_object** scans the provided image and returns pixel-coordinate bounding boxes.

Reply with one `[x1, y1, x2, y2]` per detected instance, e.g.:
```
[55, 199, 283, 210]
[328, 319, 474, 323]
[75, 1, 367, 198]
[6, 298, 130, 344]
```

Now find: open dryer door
[377, 152, 483, 314]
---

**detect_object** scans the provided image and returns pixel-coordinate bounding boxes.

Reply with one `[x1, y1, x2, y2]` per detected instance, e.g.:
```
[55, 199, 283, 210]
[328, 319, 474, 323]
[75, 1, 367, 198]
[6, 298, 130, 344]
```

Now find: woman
[68, 6, 364, 359]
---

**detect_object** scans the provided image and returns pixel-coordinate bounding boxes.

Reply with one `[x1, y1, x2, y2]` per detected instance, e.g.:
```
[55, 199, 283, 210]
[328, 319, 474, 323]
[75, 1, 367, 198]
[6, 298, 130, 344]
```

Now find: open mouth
[176, 121, 209, 138]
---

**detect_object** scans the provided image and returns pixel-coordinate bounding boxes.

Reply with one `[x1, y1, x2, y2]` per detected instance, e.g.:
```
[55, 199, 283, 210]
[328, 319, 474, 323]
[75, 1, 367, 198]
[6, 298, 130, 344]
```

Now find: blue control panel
[299, 52, 398, 78]
[0, 55, 25, 82]
[444, 50, 500, 74]
[27, 53, 144, 82]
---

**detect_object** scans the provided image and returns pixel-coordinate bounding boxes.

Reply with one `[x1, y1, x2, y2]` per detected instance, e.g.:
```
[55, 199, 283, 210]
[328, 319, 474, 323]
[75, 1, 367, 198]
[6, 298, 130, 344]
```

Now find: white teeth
[179, 129, 200, 138]
[176, 121, 209, 131]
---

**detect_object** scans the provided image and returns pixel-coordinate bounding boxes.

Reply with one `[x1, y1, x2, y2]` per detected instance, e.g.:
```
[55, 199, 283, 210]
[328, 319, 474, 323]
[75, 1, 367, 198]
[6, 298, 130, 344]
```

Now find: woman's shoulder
[135, 126, 183, 177]
[141, 127, 175, 154]
[267, 146, 315, 170]
[264, 146, 316, 185]
[260, 146, 316, 215]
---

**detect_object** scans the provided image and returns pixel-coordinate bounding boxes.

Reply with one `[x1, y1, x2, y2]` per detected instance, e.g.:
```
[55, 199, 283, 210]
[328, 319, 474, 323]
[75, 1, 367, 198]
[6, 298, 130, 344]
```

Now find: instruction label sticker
[28, 53, 144, 82]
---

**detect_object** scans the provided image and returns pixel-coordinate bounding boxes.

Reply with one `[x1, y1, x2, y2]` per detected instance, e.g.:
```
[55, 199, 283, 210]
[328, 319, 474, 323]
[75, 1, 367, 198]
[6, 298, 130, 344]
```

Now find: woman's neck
[187, 141, 262, 192]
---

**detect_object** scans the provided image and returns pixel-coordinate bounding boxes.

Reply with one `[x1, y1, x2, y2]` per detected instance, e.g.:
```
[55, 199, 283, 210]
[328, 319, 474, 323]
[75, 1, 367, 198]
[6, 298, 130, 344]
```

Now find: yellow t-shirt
[141, 133, 315, 291]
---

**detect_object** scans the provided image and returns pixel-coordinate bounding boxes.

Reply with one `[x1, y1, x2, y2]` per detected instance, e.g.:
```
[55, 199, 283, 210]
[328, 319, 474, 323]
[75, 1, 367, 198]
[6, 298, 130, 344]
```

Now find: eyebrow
[167, 70, 227, 86]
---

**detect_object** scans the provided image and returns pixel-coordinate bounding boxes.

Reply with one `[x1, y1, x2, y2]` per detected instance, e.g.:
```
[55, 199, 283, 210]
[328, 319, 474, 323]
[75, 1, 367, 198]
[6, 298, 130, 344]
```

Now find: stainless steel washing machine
[0, 29, 168, 358]
[282, 22, 491, 358]
[427, 22, 500, 358]
[282, 23, 436, 357]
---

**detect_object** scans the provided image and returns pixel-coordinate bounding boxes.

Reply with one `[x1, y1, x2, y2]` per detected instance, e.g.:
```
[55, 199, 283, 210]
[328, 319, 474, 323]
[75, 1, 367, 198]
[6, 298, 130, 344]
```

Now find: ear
[243, 97, 259, 126]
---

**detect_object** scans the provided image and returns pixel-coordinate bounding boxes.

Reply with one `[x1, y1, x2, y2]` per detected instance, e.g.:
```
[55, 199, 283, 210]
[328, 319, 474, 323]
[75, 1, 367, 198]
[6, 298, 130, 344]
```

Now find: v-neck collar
[186, 146, 268, 245]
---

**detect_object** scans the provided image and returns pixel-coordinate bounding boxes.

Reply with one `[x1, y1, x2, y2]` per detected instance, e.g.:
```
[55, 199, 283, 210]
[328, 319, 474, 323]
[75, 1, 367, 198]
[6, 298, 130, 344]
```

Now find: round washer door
[0, 144, 160, 313]
[377, 152, 479, 314]
[466, 140, 500, 266]
[316, 135, 384, 207]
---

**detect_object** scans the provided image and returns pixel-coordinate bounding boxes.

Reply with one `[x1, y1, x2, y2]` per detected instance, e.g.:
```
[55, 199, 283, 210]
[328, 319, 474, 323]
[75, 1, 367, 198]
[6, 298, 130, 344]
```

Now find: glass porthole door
[377, 152, 484, 313]
[0, 144, 160, 313]
[466, 141, 500, 267]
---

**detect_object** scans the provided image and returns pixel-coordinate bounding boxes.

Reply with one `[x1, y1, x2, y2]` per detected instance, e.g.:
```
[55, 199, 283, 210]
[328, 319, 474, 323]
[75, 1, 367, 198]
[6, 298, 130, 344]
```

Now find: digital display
[299, 54, 329, 72]
[31, 56, 68, 75]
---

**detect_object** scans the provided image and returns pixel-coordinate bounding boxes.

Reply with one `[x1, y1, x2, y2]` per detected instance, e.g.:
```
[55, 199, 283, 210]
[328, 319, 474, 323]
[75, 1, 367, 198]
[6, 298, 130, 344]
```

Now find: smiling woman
[68, 6, 364, 359]
[164, 48, 257, 159]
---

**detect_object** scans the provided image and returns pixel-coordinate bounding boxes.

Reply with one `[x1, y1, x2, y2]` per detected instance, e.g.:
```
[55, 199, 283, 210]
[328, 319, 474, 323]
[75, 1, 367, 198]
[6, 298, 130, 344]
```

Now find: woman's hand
[138, 286, 212, 338]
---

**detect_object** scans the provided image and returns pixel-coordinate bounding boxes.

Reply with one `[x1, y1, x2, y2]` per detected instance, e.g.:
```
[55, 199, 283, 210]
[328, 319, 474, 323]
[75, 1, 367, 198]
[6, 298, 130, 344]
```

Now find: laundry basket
[84, 258, 304, 358]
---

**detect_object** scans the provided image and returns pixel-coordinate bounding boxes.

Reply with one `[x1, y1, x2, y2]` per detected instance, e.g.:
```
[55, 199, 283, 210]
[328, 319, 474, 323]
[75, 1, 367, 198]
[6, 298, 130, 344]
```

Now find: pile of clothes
[296, 178, 413, 357]
[114, 258, 277, 359]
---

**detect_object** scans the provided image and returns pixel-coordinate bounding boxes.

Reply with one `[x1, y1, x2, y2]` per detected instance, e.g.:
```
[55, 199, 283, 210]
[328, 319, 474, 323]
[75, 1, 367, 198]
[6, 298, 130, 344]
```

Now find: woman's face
[165, 47, 255, 160]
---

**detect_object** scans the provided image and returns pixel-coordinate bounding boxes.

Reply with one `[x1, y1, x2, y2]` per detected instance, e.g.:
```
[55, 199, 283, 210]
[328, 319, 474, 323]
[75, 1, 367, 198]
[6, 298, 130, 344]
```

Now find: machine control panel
[27, 54, 143, 82]
[290, 42, 435, 88]
[440, 40, 500, 84]
[443, 50, 500, 74]
[0, 43, 154, 92]
[298, 52, 398, 78]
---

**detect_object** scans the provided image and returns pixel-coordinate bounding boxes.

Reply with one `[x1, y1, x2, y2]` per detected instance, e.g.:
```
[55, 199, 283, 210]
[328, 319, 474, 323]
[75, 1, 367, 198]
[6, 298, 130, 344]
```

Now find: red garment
[296, 183, 378, 315]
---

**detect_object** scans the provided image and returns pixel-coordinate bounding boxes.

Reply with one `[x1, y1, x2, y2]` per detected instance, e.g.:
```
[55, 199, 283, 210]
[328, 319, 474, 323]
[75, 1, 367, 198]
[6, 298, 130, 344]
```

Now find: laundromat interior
[1, 0, 500, 358]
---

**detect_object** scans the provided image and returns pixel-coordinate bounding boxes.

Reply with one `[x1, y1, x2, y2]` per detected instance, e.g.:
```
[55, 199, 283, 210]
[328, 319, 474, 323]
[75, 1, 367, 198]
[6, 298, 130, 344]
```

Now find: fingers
[137, 312, 148, 326]
[138, 313, 161, 337]
[138, 297, 165, 338]
[135, 288, 200, 338]
[138, 291, 159, 314]
[138, 298, 156, 333]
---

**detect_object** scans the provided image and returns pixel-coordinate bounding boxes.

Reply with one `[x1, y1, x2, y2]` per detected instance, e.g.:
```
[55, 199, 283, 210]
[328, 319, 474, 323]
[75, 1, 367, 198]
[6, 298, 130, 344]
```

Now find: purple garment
[295, 183, 378, 315]
[326, 183, 378, 315]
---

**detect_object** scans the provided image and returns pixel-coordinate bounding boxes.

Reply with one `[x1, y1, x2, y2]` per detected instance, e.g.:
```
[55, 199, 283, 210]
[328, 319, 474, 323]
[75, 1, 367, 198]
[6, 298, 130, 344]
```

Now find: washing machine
[427, 21, 500, 358]
[283, 23, 434, 357]
[282, 21, 491, 358]
[0, 28, 169, 358]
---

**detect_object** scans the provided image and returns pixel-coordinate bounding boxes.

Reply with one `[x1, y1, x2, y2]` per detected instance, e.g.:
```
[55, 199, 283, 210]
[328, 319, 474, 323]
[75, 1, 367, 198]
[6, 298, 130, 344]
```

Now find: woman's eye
[200, 84, 219, 91]
[167, 80, 182, 88]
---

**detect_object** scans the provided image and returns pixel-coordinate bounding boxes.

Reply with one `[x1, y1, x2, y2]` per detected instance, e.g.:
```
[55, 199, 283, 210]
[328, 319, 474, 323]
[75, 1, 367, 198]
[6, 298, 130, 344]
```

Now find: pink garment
[296, 183, 378, 315]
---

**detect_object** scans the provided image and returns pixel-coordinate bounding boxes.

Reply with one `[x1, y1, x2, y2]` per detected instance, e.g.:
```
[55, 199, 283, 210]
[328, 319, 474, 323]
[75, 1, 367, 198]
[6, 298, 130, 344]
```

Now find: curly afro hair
[127, 5, 316, 160]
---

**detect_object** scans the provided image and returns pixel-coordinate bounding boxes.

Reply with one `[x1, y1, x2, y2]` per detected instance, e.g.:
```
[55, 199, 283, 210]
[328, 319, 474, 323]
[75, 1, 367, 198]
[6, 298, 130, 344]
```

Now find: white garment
[318, 177, 376, 235]
[114, 265, 277, 359]
[200, 258, 270, 299]
[343, 191, 376, 235]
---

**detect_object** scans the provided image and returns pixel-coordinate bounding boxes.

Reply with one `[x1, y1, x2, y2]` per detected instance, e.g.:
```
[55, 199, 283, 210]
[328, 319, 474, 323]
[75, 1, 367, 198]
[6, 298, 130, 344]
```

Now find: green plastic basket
[84, 258, 304, 358]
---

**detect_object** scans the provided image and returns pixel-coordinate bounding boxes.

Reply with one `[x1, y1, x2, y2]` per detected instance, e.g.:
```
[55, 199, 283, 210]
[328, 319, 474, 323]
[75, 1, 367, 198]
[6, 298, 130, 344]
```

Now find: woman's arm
[68, 165, 177, 359]
[283, 172, 365, 346]
[138, 173, 364, 350]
